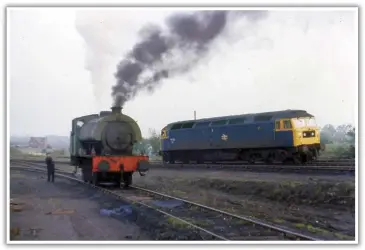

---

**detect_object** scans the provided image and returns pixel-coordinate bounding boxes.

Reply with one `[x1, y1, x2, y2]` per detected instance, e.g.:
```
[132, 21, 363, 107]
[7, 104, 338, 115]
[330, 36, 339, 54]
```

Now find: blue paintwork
[162, 120, 295, 151]
[160, 110, 312, 152]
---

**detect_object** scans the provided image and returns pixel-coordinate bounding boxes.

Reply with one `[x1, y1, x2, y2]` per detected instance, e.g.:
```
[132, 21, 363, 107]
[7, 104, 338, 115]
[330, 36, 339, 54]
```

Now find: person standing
[45, 153, 55, 182]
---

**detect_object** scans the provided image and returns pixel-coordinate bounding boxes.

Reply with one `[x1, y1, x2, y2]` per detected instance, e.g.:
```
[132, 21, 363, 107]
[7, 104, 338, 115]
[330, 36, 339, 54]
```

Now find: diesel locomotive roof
[165, 110, 314, 128]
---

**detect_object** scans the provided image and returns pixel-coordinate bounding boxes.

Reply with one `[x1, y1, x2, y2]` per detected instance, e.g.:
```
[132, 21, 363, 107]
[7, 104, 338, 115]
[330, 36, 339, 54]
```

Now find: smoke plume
[112, 10, 267, 106]
[75, 10, 126, 104]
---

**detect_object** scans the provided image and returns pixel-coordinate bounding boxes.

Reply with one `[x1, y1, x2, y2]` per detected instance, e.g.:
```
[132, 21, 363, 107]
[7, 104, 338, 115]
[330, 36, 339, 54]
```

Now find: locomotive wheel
[248, 155, 256, 164]
[115, 174, 122, 187]
[81, 167, 89, 182]
[302, 154, 308, 164]
[162, 152, 169, 164]
[312, 149, 319, 160]
[92, 173, 98, 186]
[167, 152, 175, 164]
[196, 159, 203, 164]
[264, 157, 273, 164]
[122, 172, 132, 188]
[293, 156, 302, 164]
[276, 150, 289, 164]
[283, 158, 294, 165]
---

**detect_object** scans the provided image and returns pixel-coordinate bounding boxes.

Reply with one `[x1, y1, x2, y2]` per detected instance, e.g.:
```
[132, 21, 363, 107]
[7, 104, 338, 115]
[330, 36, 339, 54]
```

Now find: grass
[273, 219, 285, 224]
[294, 223, 353, 240]
[192, 219, 213, 227]
[320, 143, 355, 159]
[166, 217, 189, 228]
[191, 178, 355, 208]
[139, 175, 355, 241]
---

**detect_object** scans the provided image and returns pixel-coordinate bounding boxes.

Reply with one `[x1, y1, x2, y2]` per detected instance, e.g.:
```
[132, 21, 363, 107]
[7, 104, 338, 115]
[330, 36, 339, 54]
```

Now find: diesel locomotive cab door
[274, 119, 293, 147]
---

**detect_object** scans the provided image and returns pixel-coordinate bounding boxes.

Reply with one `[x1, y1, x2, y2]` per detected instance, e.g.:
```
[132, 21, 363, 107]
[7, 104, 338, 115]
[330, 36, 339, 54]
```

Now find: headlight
[303, 133, 307, 136]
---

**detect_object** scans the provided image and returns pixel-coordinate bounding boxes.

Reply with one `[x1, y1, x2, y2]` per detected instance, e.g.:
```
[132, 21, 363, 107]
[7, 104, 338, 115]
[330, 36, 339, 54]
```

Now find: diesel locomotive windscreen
[104, 122, 133, 151]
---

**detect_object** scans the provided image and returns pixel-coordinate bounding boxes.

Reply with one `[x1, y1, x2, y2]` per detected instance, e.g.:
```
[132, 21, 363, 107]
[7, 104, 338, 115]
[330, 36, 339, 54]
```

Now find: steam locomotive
[69, 106, 149, 187]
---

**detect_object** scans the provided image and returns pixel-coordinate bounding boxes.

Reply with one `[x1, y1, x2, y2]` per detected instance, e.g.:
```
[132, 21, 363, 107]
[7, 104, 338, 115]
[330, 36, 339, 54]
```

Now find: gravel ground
[9, 168, 216, 241]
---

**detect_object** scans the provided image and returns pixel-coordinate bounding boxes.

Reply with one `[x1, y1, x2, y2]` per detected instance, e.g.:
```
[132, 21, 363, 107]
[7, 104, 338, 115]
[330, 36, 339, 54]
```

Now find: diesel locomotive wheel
[276, 150, 289, 163]
[312, 149, 319, 160]
[248, 154, 256, 164]
[162, 152, 169, 164]
[293, 155, 302, 164]
[264, 157, 274, 164]
[166, 152, 175, 164]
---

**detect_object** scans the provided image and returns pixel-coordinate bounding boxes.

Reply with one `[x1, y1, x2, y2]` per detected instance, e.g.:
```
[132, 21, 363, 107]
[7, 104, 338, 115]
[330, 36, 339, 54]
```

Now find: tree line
[319, 124, 355, 159]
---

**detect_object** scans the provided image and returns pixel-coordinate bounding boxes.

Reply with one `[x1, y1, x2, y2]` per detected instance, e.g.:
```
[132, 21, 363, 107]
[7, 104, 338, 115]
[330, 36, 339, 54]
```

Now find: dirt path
[12, 162, 355, 240]
[10, 169, 150, 241]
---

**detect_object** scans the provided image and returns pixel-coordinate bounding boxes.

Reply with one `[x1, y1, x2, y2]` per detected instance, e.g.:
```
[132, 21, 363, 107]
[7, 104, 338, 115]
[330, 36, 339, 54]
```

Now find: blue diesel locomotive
[160, 110, 322, 164]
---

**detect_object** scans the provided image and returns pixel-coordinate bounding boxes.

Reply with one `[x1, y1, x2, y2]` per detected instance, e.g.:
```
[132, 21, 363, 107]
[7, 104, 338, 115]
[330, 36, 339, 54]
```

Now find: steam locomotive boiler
[69, 106, 149, 187]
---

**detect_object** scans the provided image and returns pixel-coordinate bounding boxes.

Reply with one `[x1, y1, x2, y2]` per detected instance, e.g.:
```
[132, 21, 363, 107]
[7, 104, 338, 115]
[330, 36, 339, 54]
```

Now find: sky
[8, 7, 358, 137]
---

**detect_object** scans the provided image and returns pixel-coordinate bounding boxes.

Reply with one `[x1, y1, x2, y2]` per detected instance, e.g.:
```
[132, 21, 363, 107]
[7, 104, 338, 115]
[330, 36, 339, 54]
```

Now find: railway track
[149, 159, 355, 167]
[10, 160, 324, 241]
[10, 158, 355, 175]
[149, 162, 355, 175]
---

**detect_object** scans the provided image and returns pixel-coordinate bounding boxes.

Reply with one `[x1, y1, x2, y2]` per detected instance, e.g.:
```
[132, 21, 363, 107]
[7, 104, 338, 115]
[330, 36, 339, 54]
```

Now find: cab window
[283, 120, 292, 129]
[161, 130, 167, 138]
[275, 121, 281, 130]
[307, 118, 317, 127]
[292, 118, 306, 128]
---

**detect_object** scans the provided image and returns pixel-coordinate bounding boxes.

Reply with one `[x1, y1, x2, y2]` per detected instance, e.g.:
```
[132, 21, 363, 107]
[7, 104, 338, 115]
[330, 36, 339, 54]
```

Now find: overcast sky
[8, 7, 357, 137]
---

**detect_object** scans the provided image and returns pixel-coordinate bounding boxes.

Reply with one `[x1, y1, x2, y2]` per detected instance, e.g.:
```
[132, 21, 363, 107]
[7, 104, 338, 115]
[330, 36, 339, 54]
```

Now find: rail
[10, 158, 355, 175]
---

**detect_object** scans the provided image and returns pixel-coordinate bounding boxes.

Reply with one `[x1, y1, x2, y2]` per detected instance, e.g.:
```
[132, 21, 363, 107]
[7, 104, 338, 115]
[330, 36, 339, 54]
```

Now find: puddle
[151, 200, 184, 209]
[100, 205, 133, 217]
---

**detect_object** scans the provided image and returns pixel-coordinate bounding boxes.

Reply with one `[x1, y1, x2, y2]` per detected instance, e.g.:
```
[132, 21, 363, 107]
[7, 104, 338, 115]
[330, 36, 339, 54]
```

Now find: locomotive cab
[274, 116, 321, 162]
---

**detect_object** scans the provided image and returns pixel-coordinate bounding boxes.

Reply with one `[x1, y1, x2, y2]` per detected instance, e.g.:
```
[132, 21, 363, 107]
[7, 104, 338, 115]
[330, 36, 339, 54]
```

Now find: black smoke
[112, 10, 267, 106]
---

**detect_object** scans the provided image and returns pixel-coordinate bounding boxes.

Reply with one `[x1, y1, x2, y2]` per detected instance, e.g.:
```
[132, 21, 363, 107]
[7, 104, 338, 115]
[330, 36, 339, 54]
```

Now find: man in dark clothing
[45, 153, 55, 182]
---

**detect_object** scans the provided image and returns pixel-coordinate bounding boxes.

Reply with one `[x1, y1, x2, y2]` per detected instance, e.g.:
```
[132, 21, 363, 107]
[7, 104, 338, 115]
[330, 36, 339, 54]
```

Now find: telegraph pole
[194, 110, 196, 120]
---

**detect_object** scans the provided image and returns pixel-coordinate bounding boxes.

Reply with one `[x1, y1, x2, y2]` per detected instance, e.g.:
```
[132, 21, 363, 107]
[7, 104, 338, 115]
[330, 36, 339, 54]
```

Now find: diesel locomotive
[160, 110, 322, 164]
[70, 106, 150, 187]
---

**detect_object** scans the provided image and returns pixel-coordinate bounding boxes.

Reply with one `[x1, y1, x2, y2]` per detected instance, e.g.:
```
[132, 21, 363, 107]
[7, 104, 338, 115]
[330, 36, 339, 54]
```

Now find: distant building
[28, 137, 47, 149]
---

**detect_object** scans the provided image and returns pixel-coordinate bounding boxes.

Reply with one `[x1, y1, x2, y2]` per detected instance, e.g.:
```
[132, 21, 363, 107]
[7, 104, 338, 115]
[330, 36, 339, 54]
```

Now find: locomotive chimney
[111, 106, 122, 114]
